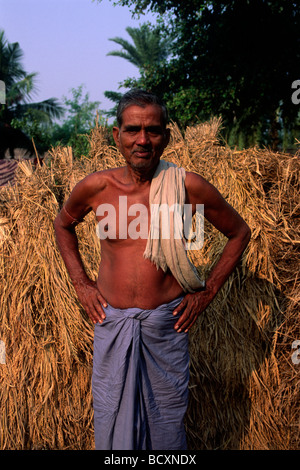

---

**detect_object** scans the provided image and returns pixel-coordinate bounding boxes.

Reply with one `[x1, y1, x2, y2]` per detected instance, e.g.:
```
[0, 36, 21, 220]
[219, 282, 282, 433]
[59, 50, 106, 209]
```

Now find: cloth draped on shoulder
[143, 159, 205, 293]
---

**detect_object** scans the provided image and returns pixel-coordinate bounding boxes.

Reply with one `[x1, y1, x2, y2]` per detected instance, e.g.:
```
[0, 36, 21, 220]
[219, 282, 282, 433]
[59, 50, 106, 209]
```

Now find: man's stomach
[96, 245, 184, 309]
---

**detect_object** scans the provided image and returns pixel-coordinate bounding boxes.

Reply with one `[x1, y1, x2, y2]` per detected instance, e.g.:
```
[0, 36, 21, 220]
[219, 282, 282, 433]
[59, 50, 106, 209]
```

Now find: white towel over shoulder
[143, 159, 205, 293]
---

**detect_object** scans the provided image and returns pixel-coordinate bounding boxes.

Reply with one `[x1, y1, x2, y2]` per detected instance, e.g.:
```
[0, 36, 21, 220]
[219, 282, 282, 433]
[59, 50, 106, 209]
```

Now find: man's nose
[136, 129, 150, 146]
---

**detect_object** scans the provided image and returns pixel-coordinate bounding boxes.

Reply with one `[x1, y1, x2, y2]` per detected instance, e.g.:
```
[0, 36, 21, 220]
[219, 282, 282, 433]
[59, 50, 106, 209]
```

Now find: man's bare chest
[92, 186, 151, 241]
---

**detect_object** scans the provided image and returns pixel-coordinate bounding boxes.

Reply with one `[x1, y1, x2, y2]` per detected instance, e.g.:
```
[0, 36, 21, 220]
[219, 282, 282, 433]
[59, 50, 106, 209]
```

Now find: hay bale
[0, 120, 299, 449]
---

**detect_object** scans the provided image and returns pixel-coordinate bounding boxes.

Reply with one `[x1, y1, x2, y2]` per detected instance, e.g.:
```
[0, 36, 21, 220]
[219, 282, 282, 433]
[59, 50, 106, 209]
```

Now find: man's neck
[124, 161, 160, 186]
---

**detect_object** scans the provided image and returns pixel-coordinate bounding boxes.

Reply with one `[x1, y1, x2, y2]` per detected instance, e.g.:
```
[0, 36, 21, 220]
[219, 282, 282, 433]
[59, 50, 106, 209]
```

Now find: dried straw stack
[0, 120, 299, 449]
[165, 120, 299, 450]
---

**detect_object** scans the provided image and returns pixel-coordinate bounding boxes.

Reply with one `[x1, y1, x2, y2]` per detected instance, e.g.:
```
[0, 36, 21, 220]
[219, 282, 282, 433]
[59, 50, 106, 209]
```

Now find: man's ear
[112, 126, 120, 147]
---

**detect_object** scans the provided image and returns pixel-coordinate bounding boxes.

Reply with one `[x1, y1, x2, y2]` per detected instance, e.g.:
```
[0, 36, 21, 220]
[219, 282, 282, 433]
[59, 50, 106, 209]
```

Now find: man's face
[113, 104, 170, 173]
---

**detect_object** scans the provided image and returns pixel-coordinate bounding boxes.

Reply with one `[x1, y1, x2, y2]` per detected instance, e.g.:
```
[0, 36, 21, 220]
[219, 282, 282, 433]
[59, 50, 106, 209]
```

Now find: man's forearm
[54, 216, 107, 323]
[54, 219, 90, 287]
[205, 228, 251, 297]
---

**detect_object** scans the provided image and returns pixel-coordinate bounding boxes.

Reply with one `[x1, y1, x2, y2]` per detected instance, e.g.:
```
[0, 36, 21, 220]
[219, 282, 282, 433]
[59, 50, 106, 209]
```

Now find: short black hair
[116, 89, 168, 128]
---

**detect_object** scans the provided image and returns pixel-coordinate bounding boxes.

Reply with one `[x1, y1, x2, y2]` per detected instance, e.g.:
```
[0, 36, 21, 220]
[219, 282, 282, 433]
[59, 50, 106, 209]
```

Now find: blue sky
[0, 0, 158, 116]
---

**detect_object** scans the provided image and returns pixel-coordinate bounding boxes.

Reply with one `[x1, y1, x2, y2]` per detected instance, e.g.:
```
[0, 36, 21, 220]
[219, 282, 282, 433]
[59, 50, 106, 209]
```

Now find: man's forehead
[121, 104, 164, 126]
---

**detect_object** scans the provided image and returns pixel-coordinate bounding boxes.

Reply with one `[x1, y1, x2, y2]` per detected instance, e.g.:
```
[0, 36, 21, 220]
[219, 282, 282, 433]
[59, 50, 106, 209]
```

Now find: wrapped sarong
[92, 297, 189, 450]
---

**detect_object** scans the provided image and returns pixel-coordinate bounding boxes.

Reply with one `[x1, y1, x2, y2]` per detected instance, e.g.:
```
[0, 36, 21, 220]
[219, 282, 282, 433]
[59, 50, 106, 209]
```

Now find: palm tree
[104, 23, 172, 118]
[107, 23, 172, 69]
[0, 30, 63, 125]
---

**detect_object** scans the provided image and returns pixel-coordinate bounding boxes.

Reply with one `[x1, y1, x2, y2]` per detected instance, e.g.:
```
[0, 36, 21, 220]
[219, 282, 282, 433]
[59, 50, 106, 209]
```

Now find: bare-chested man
[54, 89, 251, 450]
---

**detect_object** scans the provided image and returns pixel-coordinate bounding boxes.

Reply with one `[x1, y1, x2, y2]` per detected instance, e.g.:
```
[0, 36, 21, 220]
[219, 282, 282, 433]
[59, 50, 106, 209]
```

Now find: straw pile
[0, 120, 299, 449]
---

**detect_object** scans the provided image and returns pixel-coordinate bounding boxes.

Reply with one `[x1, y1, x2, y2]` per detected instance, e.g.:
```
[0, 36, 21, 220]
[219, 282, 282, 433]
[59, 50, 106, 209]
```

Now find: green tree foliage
[10, 109, 53, 153]
[104, 23, 172, 120]
[107, 23, 172, 68]
[99, 0, 300, 150]
[103, 90, 123, 120]
[0, 30, 110, 156]
[50, 85, 107, 157]
[0, 30, 63, 126]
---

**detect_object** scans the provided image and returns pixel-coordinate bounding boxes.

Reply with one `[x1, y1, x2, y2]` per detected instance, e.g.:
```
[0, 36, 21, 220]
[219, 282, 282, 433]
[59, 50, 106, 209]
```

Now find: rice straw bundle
[0, 119, 299, 449]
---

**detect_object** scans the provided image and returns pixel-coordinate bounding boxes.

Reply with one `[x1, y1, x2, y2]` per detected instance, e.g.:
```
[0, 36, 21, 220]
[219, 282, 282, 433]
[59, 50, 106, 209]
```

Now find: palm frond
[107, 23, 173, 70]
[0, 30, 63, 124]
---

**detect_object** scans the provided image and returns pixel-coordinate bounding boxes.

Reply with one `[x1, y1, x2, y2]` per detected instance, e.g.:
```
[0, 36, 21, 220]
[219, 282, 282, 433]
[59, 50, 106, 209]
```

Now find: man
[54, 89, 251, 450]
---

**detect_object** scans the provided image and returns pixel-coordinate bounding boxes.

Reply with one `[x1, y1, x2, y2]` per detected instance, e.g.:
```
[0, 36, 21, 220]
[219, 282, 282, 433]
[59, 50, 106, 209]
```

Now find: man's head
[116, 89, 169, 129]
[113, 89, 170, 174]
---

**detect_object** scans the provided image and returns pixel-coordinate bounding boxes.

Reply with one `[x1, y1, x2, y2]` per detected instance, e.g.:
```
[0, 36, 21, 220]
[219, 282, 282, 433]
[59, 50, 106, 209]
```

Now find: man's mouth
[133, 149, 152, 158]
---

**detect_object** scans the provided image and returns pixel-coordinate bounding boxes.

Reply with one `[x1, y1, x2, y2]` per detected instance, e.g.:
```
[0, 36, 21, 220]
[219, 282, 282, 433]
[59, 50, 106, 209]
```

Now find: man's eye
[124, 127, 162, 136]
[148, 130, 161, 136]
[125, 129, 139, 135]
[147, 128, 162, 136]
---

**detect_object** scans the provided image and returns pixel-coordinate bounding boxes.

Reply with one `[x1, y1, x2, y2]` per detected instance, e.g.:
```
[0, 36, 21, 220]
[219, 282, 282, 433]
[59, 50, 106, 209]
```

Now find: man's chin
[130, 157, 159, 171]
[131, 160, 150, 169]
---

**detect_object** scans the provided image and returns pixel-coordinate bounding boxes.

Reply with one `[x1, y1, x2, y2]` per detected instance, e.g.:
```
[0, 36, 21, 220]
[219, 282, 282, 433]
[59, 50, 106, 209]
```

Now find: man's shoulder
[78, 167, 125, 192]
[185, 170, 221, 205]
[185, 170, 211, 191]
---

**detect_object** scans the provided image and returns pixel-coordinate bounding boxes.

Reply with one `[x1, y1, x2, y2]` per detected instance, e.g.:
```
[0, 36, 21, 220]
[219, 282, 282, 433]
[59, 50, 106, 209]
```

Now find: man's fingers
[174, 295, 200, 332]
[176, 315, 197, 333]
[174, 311, 191, 332]
[91, 293, 108, 323]
[73, 279, 109, 325]
[88, 285, 108, 323]
[173, 290, 214, 333]
[173, 298, 187, 316]
[83, 291, 108, 324]
[85, 304, 99, 325]
[97, 293, 107, 309]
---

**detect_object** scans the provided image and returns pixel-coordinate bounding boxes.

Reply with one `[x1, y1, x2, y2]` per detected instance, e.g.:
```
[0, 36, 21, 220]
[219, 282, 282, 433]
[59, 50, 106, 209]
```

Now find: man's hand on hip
[73, 279, 107, 324]
[173, 290, 215, 333]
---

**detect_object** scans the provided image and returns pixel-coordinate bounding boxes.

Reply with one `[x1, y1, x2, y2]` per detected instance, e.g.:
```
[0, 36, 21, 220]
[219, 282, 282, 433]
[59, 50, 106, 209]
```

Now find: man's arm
[53, 175, 107, 324]
[173, 172, 251, 332]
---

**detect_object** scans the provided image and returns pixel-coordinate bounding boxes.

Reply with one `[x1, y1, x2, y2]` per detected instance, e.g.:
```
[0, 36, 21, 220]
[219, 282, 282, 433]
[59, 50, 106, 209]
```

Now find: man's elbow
[53, 212, 68, 238]
[240, 222, 251, 247]
[53, 213, 61, 233]
[53, 211, 76, 237]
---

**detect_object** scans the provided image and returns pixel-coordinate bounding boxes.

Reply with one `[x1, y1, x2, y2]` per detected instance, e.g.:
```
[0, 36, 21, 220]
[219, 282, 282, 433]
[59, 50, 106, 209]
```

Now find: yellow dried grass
[0, 119, 299, 449]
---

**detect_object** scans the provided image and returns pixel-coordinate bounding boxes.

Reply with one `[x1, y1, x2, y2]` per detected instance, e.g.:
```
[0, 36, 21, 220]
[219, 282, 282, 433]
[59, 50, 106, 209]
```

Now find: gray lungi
[92, 296, 189, 450]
